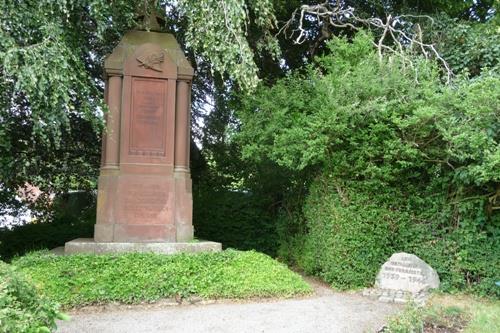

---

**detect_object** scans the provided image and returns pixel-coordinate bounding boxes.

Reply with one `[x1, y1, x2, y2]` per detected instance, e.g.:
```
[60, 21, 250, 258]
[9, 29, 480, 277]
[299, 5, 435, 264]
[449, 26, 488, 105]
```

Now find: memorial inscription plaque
[118, 179, 172, 223]
[130, 79, 166, 156]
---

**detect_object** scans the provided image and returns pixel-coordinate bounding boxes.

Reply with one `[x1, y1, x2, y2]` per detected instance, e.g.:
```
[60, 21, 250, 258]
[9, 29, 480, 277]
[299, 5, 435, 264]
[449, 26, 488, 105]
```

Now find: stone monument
[65, 19, 221, 254]
[363, 252, 439, 305]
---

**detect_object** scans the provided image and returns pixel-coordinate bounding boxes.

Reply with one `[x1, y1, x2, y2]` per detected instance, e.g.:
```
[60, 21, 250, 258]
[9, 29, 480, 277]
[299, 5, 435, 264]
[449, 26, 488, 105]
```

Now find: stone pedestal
[65, 31, 219, 254]
[65, 238, 222, 255]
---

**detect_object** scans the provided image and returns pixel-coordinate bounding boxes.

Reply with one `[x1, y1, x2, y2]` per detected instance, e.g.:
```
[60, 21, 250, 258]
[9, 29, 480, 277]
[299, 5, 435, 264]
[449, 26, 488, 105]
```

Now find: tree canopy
[0, 0, 278, 203]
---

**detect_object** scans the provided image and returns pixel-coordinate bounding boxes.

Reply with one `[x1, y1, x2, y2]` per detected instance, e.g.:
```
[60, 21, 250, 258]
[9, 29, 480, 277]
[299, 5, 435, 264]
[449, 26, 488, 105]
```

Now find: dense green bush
[429, 15, 500, 77]
[0, 220, 93, 262]
[193, 188, 279, 255]
[397, 197, 500, 297]
[280, 176, 499, 296]
[282, 177, 400, 289]
[238, 32, 499, 296]
[0, 260, 65, 333]
[13, 250, 311, 308]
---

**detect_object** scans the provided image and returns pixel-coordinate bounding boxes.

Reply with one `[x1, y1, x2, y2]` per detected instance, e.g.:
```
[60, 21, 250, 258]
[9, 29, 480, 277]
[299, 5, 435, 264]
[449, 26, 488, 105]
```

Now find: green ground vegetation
[12, 250, 312, 308]
[0, 261, 67, 333]
[385, 294, 500, 333]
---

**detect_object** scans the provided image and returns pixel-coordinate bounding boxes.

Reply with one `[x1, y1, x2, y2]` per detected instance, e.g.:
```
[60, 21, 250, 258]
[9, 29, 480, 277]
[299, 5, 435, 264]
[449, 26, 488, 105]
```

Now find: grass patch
[428, 294, 500, 333]
[12, 249, 312, 308]
[385, 294, 499, 333]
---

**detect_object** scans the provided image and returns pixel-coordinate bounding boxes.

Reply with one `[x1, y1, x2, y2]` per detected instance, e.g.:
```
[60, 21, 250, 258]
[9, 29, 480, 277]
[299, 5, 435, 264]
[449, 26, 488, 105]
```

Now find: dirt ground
[57, 276, 402, 333]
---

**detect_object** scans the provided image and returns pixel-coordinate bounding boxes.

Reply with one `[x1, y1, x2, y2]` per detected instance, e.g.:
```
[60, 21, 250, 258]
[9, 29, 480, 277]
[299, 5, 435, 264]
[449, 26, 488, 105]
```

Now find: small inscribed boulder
[364, 252, 439, 305]
[376, 252, 439, 293]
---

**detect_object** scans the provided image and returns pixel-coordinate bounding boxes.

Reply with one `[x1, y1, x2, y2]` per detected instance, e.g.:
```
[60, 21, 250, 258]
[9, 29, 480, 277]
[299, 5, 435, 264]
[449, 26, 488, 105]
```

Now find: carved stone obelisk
[64, 29, 221, 254]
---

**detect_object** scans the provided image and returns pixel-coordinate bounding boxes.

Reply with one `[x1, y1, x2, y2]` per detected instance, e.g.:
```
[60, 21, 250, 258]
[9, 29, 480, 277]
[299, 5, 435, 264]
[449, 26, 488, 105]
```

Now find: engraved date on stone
[382, 273, 400, 280]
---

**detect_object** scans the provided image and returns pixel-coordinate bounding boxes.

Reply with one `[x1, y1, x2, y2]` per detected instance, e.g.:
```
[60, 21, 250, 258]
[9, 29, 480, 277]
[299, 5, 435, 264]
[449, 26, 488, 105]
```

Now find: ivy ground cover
[13, 249, 312, 308]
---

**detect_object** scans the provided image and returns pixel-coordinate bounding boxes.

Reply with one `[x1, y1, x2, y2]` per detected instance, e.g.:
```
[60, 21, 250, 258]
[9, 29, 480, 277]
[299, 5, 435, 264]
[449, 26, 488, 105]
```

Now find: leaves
[237, 31, 499, 188]
[237, 31, 500, 296]
[0, 0, 280, 210]
[178, 0, 279, 90]
[13, 250, 312, 308]
[0, 260, 63, 333]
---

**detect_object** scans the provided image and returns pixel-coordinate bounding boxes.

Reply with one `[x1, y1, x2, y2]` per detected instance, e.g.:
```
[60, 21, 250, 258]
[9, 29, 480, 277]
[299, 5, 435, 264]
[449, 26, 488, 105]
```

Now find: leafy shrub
[51, 191, 95, 224]
[282, 175, 499, 296]
[429, 15, 500, 77]
[13, 250, 312, 308]
[238, 32, 500, 296]
[397, 199, 500, 297]
[284, 176, 500, 296]
[385, 303, 425, 333]
[284, 177, 400, 290]
[0, 260, 65, 333]
[0, 219, 93, 262]
[193, 188, 279, 255]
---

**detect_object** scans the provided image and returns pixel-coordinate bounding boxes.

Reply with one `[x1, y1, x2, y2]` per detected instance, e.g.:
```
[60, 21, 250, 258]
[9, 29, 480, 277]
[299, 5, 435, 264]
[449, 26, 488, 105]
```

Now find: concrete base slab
[50, 246, 66, 256]
[64, 238, 222, 255]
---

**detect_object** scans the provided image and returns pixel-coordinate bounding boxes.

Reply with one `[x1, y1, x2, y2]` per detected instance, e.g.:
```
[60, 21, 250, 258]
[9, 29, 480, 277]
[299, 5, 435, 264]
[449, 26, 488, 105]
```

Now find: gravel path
[57, 278, 401, 333]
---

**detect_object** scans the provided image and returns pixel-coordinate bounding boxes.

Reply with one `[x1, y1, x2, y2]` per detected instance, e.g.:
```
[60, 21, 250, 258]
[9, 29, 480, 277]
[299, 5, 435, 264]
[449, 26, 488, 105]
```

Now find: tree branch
[281, 2, 453, 84]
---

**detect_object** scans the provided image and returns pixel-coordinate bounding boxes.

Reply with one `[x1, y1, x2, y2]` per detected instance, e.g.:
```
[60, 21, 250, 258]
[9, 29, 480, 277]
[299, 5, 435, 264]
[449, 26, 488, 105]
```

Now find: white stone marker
[376, 252, 440, 293]
[363, 252, 439, 305]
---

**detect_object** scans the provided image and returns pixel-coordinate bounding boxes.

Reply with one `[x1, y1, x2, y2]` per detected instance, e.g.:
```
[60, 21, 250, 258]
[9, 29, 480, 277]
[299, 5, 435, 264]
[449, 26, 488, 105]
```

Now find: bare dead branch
[280, 2, 453, 84]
